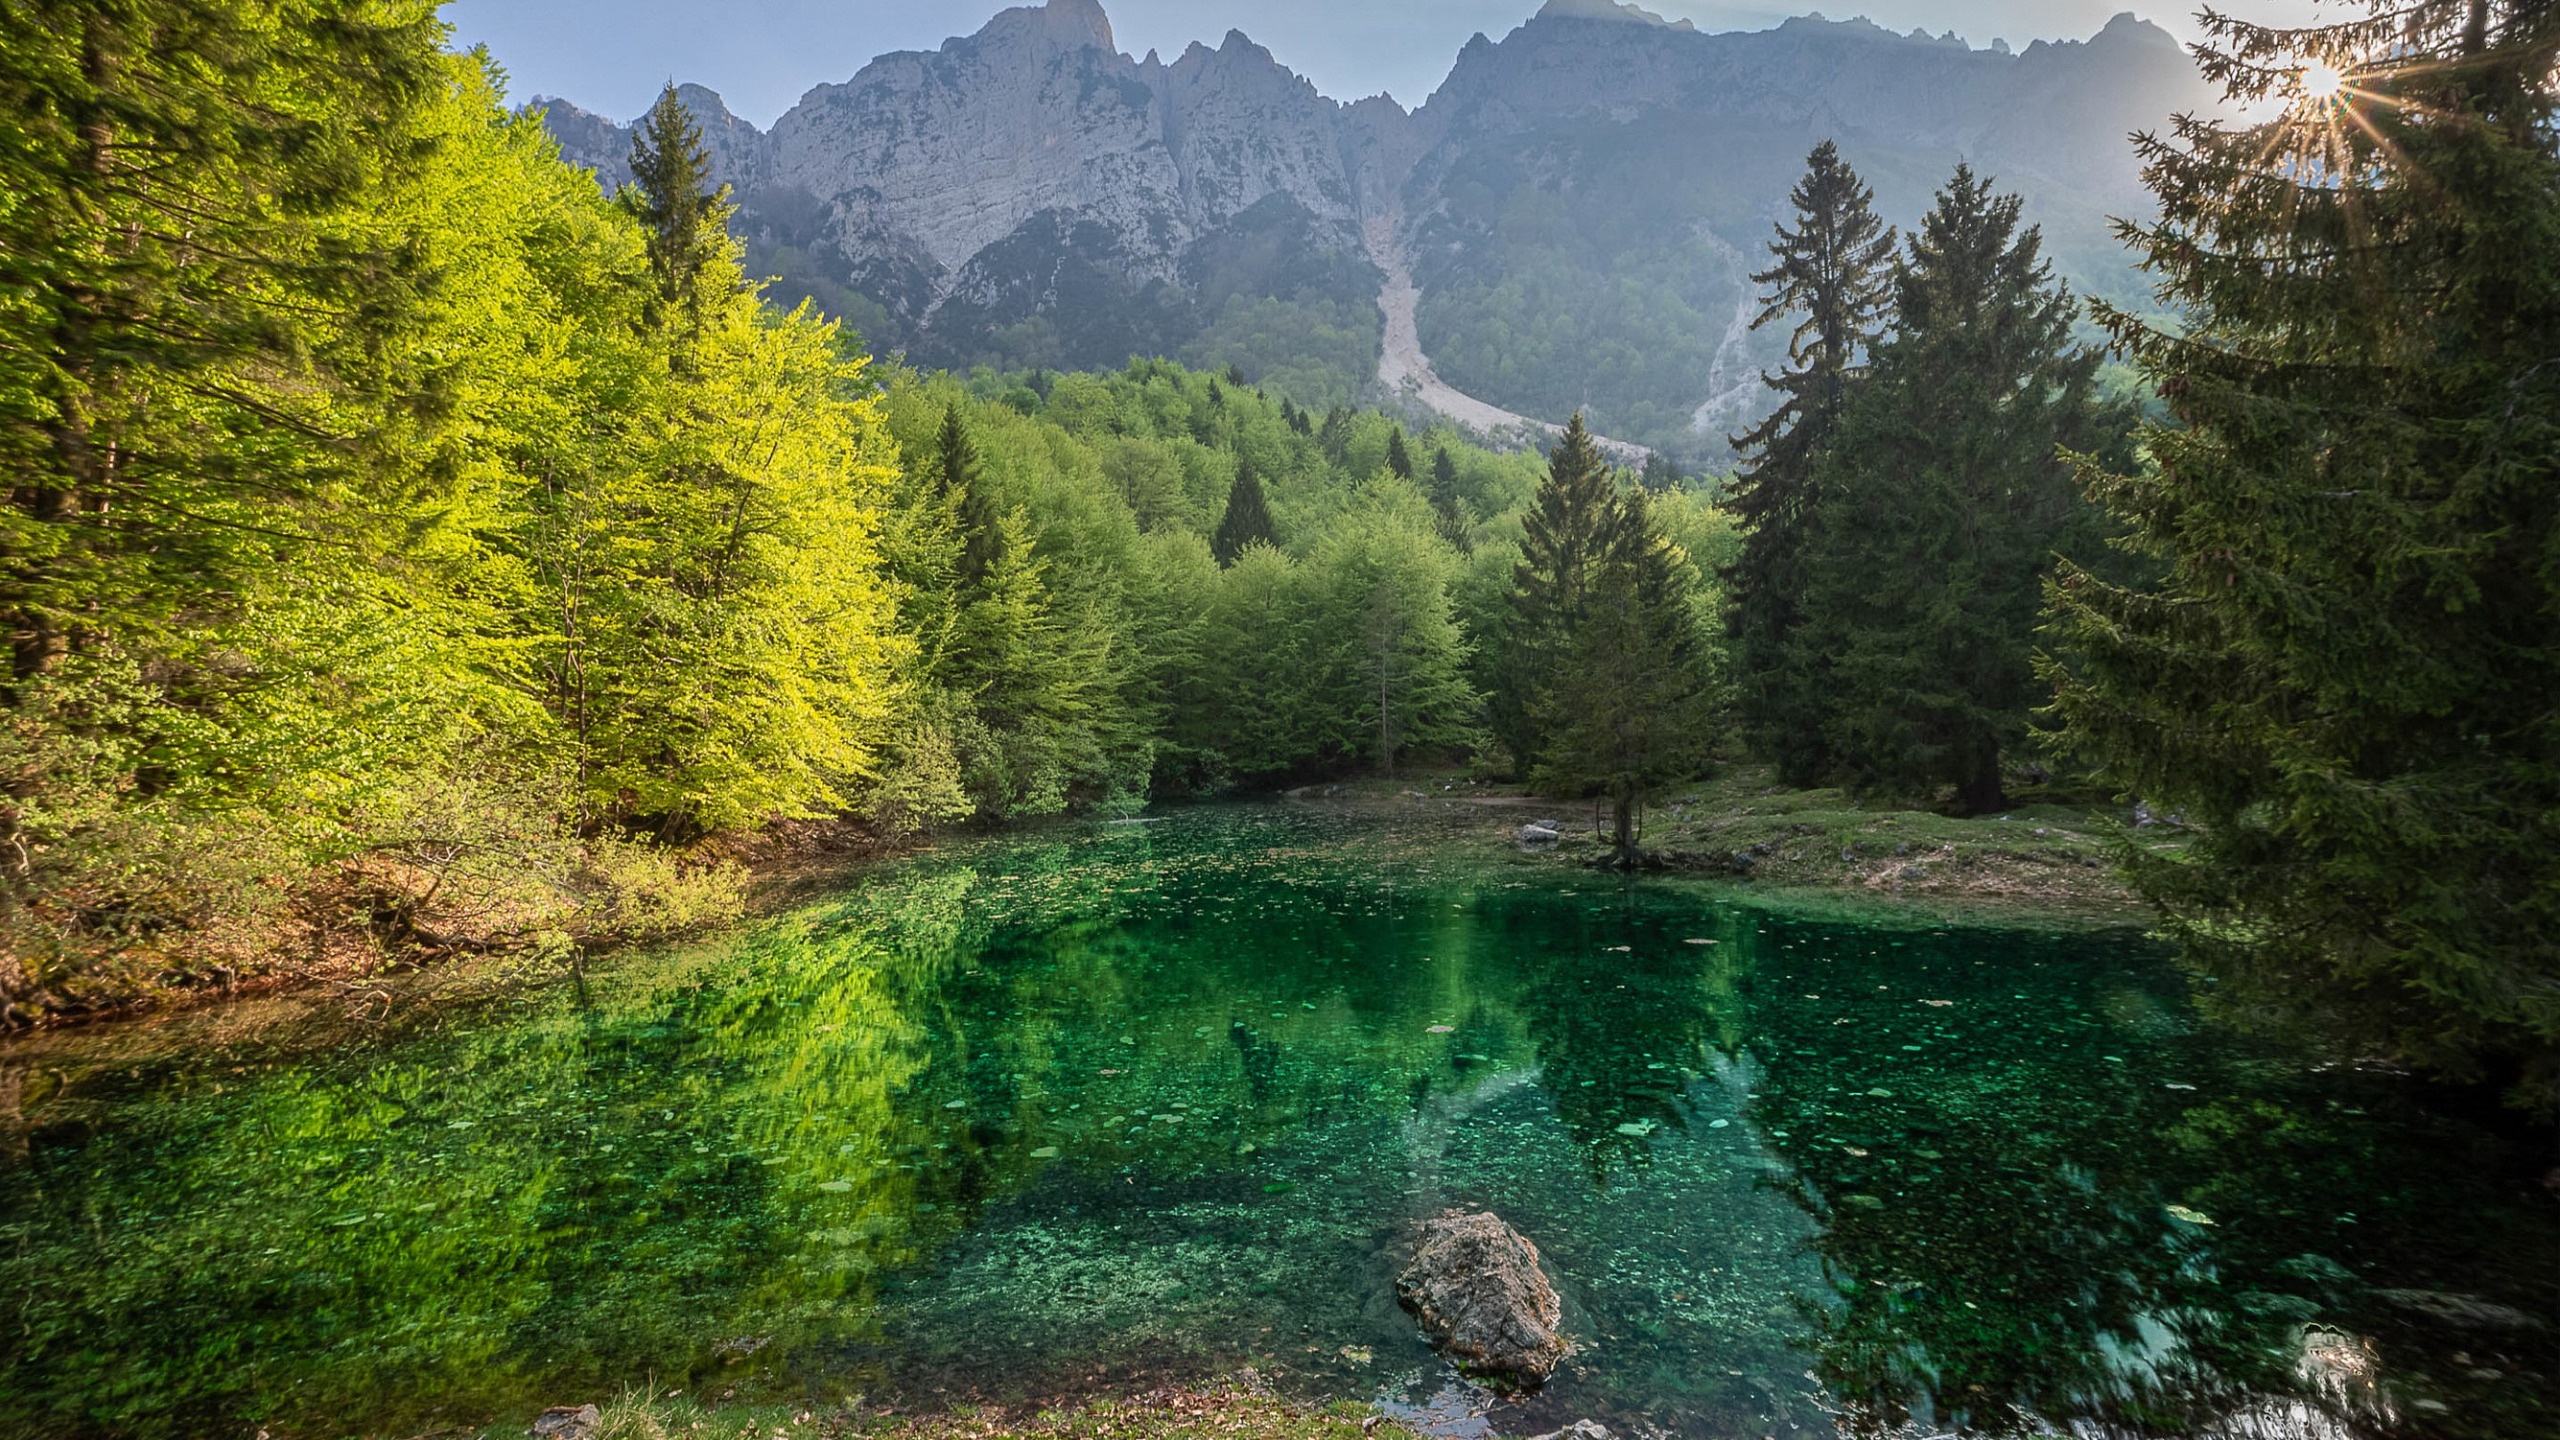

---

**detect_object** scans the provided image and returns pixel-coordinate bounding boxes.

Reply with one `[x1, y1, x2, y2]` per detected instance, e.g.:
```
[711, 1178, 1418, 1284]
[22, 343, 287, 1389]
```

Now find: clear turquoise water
[2, 805, 2552, 1439]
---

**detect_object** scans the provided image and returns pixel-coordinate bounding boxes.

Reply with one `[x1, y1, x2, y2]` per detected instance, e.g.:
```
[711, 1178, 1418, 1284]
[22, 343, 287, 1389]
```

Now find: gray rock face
[1396, 1209, 1569, 1387]
[532, 0, 2217, 450]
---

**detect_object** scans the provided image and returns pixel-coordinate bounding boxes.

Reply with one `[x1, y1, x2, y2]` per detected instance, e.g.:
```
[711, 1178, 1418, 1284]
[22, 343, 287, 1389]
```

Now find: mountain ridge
[534, 1, 2213, 456]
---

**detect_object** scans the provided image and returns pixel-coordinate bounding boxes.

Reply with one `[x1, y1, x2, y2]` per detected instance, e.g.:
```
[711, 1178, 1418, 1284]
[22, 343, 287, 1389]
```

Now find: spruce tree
[1317, 407, 1351, 461]
[1533, 488, 1714, 865]
[626, 83, 733, 336]
[1496, 415, 1623, 769]
[2044, 1, 2560, 1108]
[1725, 141, 1897, 784]
[0, 0, 447, 682]
[1211, 459, 1278, 566]
[1790, 164, 2101, 814]
[1429, 448, 1472, 555]
[1386, 428, 1414, 481]
[934, 403, 1006, 586]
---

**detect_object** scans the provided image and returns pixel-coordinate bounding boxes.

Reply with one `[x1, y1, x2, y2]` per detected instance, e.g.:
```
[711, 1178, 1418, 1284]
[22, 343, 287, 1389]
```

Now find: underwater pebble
[1029, 1147, 1059, 1159]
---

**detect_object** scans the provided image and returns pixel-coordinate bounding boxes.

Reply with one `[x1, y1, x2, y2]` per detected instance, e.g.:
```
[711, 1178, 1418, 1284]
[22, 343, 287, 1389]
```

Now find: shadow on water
[0, 804, 2552, 1439]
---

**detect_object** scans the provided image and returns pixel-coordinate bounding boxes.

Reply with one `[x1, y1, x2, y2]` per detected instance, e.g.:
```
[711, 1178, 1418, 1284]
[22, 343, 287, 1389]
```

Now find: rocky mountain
[535, 0, 2218, 457]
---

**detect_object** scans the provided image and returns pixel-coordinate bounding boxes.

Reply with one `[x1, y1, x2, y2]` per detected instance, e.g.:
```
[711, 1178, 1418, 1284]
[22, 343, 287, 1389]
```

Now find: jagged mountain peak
[671, 83, 750, 129]
[1532, 0, 1698, 30]
[1039, 0, 1116, 53]
[533, 6, 2217, 457]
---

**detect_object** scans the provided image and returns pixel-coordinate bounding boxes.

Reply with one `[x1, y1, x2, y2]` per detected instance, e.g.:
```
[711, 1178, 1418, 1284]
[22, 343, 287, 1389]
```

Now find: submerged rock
[1526, 1424, 1616, 1440]
[1396, 1209, 1569, 1387]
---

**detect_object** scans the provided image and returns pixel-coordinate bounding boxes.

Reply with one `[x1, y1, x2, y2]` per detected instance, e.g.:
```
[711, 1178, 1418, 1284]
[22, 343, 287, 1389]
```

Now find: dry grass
[454, 1375, 1415, 1440]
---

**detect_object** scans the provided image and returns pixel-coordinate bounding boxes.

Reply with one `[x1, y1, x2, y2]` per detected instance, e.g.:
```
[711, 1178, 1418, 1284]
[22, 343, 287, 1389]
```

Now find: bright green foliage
[1298, 487, 1480, 777]
[1785, 165, 2104, 814]
[0, 14, 905, 999]
[1211, 459, 1277, 565]
[498, 288, 904, 838]
[1726, 142, 1897, 785]
[1533, 488, 1717, 862]
[2042, 2, 2560, 1108]
[1496, 415, 1622, 771]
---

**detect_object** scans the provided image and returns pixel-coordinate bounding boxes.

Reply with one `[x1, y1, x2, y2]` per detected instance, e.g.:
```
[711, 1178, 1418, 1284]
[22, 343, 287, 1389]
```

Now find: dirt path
[1364, 218, 1651, 463]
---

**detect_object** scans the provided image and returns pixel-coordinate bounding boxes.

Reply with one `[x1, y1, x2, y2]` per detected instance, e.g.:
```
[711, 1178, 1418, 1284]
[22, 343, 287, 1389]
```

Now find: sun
[2300, 59, 2346, 102]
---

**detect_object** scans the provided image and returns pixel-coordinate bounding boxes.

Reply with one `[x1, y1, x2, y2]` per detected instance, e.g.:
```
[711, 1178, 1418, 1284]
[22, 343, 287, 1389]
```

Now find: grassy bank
[1308, 764, 2157, 919]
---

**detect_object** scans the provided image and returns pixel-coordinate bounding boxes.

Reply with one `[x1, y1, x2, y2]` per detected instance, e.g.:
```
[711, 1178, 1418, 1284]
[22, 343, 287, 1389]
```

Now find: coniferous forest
[3, 1, 2556, 1125]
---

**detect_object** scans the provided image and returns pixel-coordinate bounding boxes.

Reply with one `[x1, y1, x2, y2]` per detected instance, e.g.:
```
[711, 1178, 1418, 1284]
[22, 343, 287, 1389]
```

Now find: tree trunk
[1955, 743, 2005, 816]
[1612, 790, 1638, 865]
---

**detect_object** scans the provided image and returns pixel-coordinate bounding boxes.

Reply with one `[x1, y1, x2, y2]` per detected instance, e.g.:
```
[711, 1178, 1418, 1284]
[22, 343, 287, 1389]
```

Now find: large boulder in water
[1396, 1209, 1568, 1387]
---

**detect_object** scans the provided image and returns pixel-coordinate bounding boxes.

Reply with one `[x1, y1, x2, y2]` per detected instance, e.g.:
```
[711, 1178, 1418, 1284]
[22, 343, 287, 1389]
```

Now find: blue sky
[447, 0, 2338, 126]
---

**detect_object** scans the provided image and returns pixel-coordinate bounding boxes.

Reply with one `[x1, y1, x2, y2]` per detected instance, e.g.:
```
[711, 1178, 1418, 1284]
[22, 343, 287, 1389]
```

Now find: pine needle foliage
[2043, 0, 2560, 1110]
[1726, 142, 1898, 783]
[1497, 415, 1623, 771]
[625, 83, 733, 340]
[1533, 488, 1715, 864]
[1211, 459, 1277, 566]
[1789, 164, 2105, 815]
[0, 0, 451, 680]
[1429, 448, 1472, 555]
[934, 403, 1007, 584]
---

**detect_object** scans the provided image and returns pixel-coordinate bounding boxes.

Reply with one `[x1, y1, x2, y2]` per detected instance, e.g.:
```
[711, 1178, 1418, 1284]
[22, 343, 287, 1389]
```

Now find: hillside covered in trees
[0, 9, 1736, 1021]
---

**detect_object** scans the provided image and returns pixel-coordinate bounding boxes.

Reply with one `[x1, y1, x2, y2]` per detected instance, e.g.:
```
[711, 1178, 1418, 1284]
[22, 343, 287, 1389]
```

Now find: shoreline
[2, 770, 2152, 1046]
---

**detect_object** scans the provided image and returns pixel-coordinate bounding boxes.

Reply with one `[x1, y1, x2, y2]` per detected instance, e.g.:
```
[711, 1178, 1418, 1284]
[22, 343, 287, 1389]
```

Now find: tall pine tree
[1211, 459, 1277, 565]
[1790, 164, 2102, 814]
[1496, 415, 1623, 770]
[1534, 488, 1714, 865]
[1386, 427, 1414, 480]
[2044, 1, 2560, 1109]
[0, 0, 448, 682]
[1725, 142, 1897, 784]
[625, 83, 733, 342]
[934, 403, 1006, 585]
[1429, 448, 1472, 554]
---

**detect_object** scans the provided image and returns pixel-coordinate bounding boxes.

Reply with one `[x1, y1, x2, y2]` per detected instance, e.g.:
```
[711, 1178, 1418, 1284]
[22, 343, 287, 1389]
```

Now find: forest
[2, 0, 2555, 1119]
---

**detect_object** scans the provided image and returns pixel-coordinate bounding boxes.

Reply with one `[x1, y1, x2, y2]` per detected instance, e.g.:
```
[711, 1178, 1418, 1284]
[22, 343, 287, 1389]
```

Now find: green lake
[3, 805, 2553, 1439]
